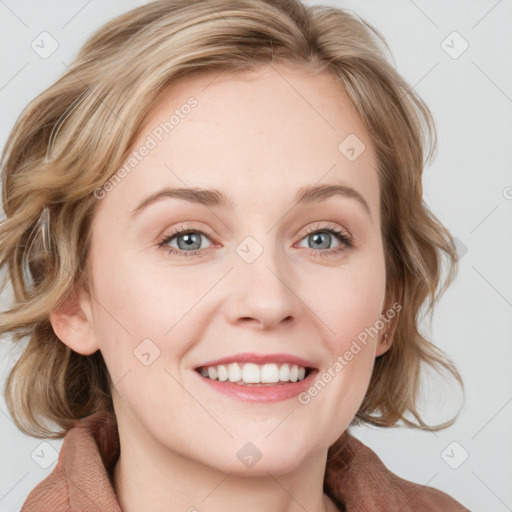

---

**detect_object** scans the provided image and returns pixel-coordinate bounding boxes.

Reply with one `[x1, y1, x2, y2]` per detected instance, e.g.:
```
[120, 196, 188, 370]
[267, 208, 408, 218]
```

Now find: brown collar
[22, 410, 469, 512]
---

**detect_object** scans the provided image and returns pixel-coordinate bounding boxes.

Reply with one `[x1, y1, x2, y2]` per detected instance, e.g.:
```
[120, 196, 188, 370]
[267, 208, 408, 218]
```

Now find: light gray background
[1, 1, 511, 511]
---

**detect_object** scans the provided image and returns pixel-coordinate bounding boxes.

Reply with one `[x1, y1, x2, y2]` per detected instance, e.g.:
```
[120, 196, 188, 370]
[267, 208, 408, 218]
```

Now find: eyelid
[157, 221, 354, 257]
[300, 222, 351, 239]
[157, 224, 217, 253]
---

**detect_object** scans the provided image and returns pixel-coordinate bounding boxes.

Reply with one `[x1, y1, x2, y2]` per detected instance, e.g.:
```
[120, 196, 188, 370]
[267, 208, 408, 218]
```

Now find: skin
[50, 62, 393, 512]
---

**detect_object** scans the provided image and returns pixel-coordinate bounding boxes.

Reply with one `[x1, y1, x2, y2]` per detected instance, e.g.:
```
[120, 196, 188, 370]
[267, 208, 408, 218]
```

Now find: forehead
[97, 62, 379, 219]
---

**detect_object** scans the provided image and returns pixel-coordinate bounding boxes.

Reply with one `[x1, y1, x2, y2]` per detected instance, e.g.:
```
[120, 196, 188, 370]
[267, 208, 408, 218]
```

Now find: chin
[202, 440, 315, 476]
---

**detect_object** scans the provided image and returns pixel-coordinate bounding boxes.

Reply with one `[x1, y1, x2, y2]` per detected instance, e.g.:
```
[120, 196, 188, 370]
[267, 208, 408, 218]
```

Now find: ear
[49, 285, 99, 355]
[375, 284, 402, 358]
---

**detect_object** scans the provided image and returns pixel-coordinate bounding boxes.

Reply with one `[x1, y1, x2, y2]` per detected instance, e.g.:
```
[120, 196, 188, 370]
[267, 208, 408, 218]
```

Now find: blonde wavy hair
[1, 0, 463, 445]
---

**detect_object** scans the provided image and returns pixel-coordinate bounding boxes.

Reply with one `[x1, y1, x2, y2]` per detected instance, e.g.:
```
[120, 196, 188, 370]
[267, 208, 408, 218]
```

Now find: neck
[111, 411, 340, 512]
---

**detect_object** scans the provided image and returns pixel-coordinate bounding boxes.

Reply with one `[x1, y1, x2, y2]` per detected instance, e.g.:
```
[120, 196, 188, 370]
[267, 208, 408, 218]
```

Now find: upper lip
[194, 352, 318, 370]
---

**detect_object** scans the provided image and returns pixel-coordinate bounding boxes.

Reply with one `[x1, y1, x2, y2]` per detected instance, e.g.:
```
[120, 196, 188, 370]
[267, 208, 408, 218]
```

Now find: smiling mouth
[195, 362, 316, 386]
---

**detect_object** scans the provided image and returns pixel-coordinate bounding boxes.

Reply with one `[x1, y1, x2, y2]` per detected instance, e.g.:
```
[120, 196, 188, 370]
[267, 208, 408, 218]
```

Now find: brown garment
[22, 411, 470, 511]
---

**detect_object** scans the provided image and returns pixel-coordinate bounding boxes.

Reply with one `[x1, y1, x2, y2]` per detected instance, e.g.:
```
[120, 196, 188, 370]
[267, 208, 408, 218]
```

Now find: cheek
[301, 249, 386, 410]
[319, 283, 384, 379]
[316, 252, 387, 351]
[85, 241, 195, 383]
[89, 239, 200, 336]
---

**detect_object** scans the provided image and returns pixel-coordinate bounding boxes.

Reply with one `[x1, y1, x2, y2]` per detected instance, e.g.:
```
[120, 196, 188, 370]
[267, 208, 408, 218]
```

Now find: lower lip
[194, 369, 319, 402]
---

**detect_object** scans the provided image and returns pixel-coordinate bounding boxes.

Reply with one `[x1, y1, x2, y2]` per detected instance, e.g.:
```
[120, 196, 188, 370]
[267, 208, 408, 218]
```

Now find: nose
[223, 246, 301, 331]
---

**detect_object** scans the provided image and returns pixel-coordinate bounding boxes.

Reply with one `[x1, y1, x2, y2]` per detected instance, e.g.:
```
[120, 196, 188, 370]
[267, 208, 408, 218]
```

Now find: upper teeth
[199, 362, 307, 384]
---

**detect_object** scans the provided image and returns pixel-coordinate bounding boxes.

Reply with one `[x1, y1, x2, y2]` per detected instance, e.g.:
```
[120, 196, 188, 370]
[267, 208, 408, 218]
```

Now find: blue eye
[158, 225, 353, 258]
[298, 227, 353, 258]
[158, 227, 212, 256]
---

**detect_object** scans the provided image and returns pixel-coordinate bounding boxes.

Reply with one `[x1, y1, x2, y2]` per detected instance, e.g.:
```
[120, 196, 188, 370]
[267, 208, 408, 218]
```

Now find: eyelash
[157, 224, 354, 259]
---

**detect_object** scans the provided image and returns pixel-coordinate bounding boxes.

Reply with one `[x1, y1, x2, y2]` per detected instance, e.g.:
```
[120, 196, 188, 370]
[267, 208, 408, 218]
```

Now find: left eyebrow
[295, 183, 372, 221]
[131, 183, 372, 221]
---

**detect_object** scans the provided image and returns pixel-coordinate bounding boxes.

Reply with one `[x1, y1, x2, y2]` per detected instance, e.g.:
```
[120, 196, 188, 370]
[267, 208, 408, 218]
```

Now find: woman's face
[77, 63, 389, 473]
